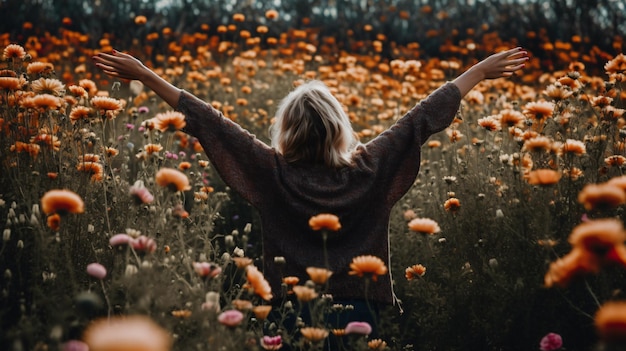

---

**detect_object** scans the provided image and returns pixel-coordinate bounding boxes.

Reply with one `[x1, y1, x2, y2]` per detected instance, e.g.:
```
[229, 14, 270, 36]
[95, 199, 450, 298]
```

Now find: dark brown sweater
[178, 82, 461, 305]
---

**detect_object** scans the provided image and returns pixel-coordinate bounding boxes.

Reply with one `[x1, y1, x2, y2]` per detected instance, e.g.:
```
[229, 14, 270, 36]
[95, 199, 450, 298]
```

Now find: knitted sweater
[178, 82, 461, 305]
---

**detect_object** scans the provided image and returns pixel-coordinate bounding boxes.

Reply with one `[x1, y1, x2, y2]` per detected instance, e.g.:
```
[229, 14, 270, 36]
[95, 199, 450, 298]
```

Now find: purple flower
[125, 123, 135, 130]
[344, 321, 372, 335]
[138, 106, 150, 114]
[539, 332, 563, 351]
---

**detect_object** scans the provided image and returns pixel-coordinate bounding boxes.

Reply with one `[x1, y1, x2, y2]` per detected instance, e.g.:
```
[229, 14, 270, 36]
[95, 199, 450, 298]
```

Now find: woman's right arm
[92, 50, 181, 109]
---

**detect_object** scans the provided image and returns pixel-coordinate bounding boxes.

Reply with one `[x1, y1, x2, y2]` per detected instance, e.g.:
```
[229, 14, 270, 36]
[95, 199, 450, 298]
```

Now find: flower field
[1, 3, 626, 351]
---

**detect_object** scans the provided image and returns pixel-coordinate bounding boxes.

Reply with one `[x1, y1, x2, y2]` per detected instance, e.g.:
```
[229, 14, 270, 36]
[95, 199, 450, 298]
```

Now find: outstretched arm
[92, 50, 180, 109]
[452, 47, 529, 97]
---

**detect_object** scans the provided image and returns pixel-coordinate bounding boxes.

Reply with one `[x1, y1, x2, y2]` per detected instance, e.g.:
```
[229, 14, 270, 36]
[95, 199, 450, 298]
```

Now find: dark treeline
[0, 0, 624, 59]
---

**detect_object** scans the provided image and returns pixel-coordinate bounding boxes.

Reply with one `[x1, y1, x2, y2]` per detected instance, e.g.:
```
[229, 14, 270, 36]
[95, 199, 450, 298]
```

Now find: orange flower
[178, 161, 191, 171]
[155, 168, 191, 191]
[308, 213, 341, 231]
[104, 147, 119, 157]
[578, 183, 626, 210]
[232, 13, 245, 22]
[568, 219, 626, 254]
[427, 140, 441, 148]
[477, 115, 501, 131]
[31, 78, 65, 96]
[26, 62, 54, 76]
[405, 264, 426, 280]
[171, 309, 192, 318]
[246, 265, 273, 301]
[3, 44, 26, 60]
[144, 143, 163, 154]
[368, 339, 388, 350]
[10, 142, 40, 158]
[232, 256, 253, 269]
[83, 315, 172, 351]
[79, 79, 98, 96]
[0, 77, 25, 90]
[91, 96, 123, 118]
[41, 189, 85, 215]
[69, 106, 93, 123]
[77, 162, 104, 182]
[604, 53, 626, 74]
[306, 267, 333, 285]
[252, 305, 272, 320]
[300, 327, 329, 342]
[152, 111, 186, 132]
[605, 155, 626, 167]
[526, 169, 561, 186]
[544, 247, 598, 288]
[523, 101, 555, 120]
[407, 217, 441, 234]
[46, 213, 61, 231]
[292, 285, 319, 302]
[32, 94, 63, 110]
[522, 136, 553, 153]
[444, 197, 461, 213]
[134, 15, 147, 25]
[595, 301, 626, 342]
[282, 276, 300, 286]
[560, 139, 586, 155]
[348, 255, 388, 281]
[498, 109, 526, 128]
[231, 299, 253, 311]
[265, 9, 279, 20]
[544, 84, 574, 100]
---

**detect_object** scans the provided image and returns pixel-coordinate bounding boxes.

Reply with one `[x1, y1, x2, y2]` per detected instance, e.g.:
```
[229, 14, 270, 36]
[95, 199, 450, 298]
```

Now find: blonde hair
[270, 80, 358, 168]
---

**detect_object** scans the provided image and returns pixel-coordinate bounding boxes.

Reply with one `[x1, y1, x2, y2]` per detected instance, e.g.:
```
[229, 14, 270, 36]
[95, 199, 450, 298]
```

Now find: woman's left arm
[93, 50, 181, 109]
[452, 47, 528, 97]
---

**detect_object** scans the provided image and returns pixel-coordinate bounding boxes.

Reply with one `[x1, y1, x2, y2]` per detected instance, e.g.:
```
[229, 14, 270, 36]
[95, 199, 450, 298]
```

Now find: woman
[93, 47, 528, 337]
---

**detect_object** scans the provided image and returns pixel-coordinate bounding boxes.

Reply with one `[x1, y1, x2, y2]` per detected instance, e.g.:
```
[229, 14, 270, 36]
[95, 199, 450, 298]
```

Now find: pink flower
[260, 335, 283, 350]
[62, 340, 89, 351]
[129, 181, 154, 204]
[218, 309, 244, 327]
[539, 332, 563, 351]
[193, 262, 222, 278]
[344, 321, 372, 335]
[131, 235, 157, 253]
[86, 263, 107, 279]
[109, 233, 133, 246]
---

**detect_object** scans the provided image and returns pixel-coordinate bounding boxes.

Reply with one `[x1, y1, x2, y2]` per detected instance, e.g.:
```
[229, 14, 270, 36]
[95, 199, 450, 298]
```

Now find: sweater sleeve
[359, 82, 462, 204]
[176, 90, 276, 207]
